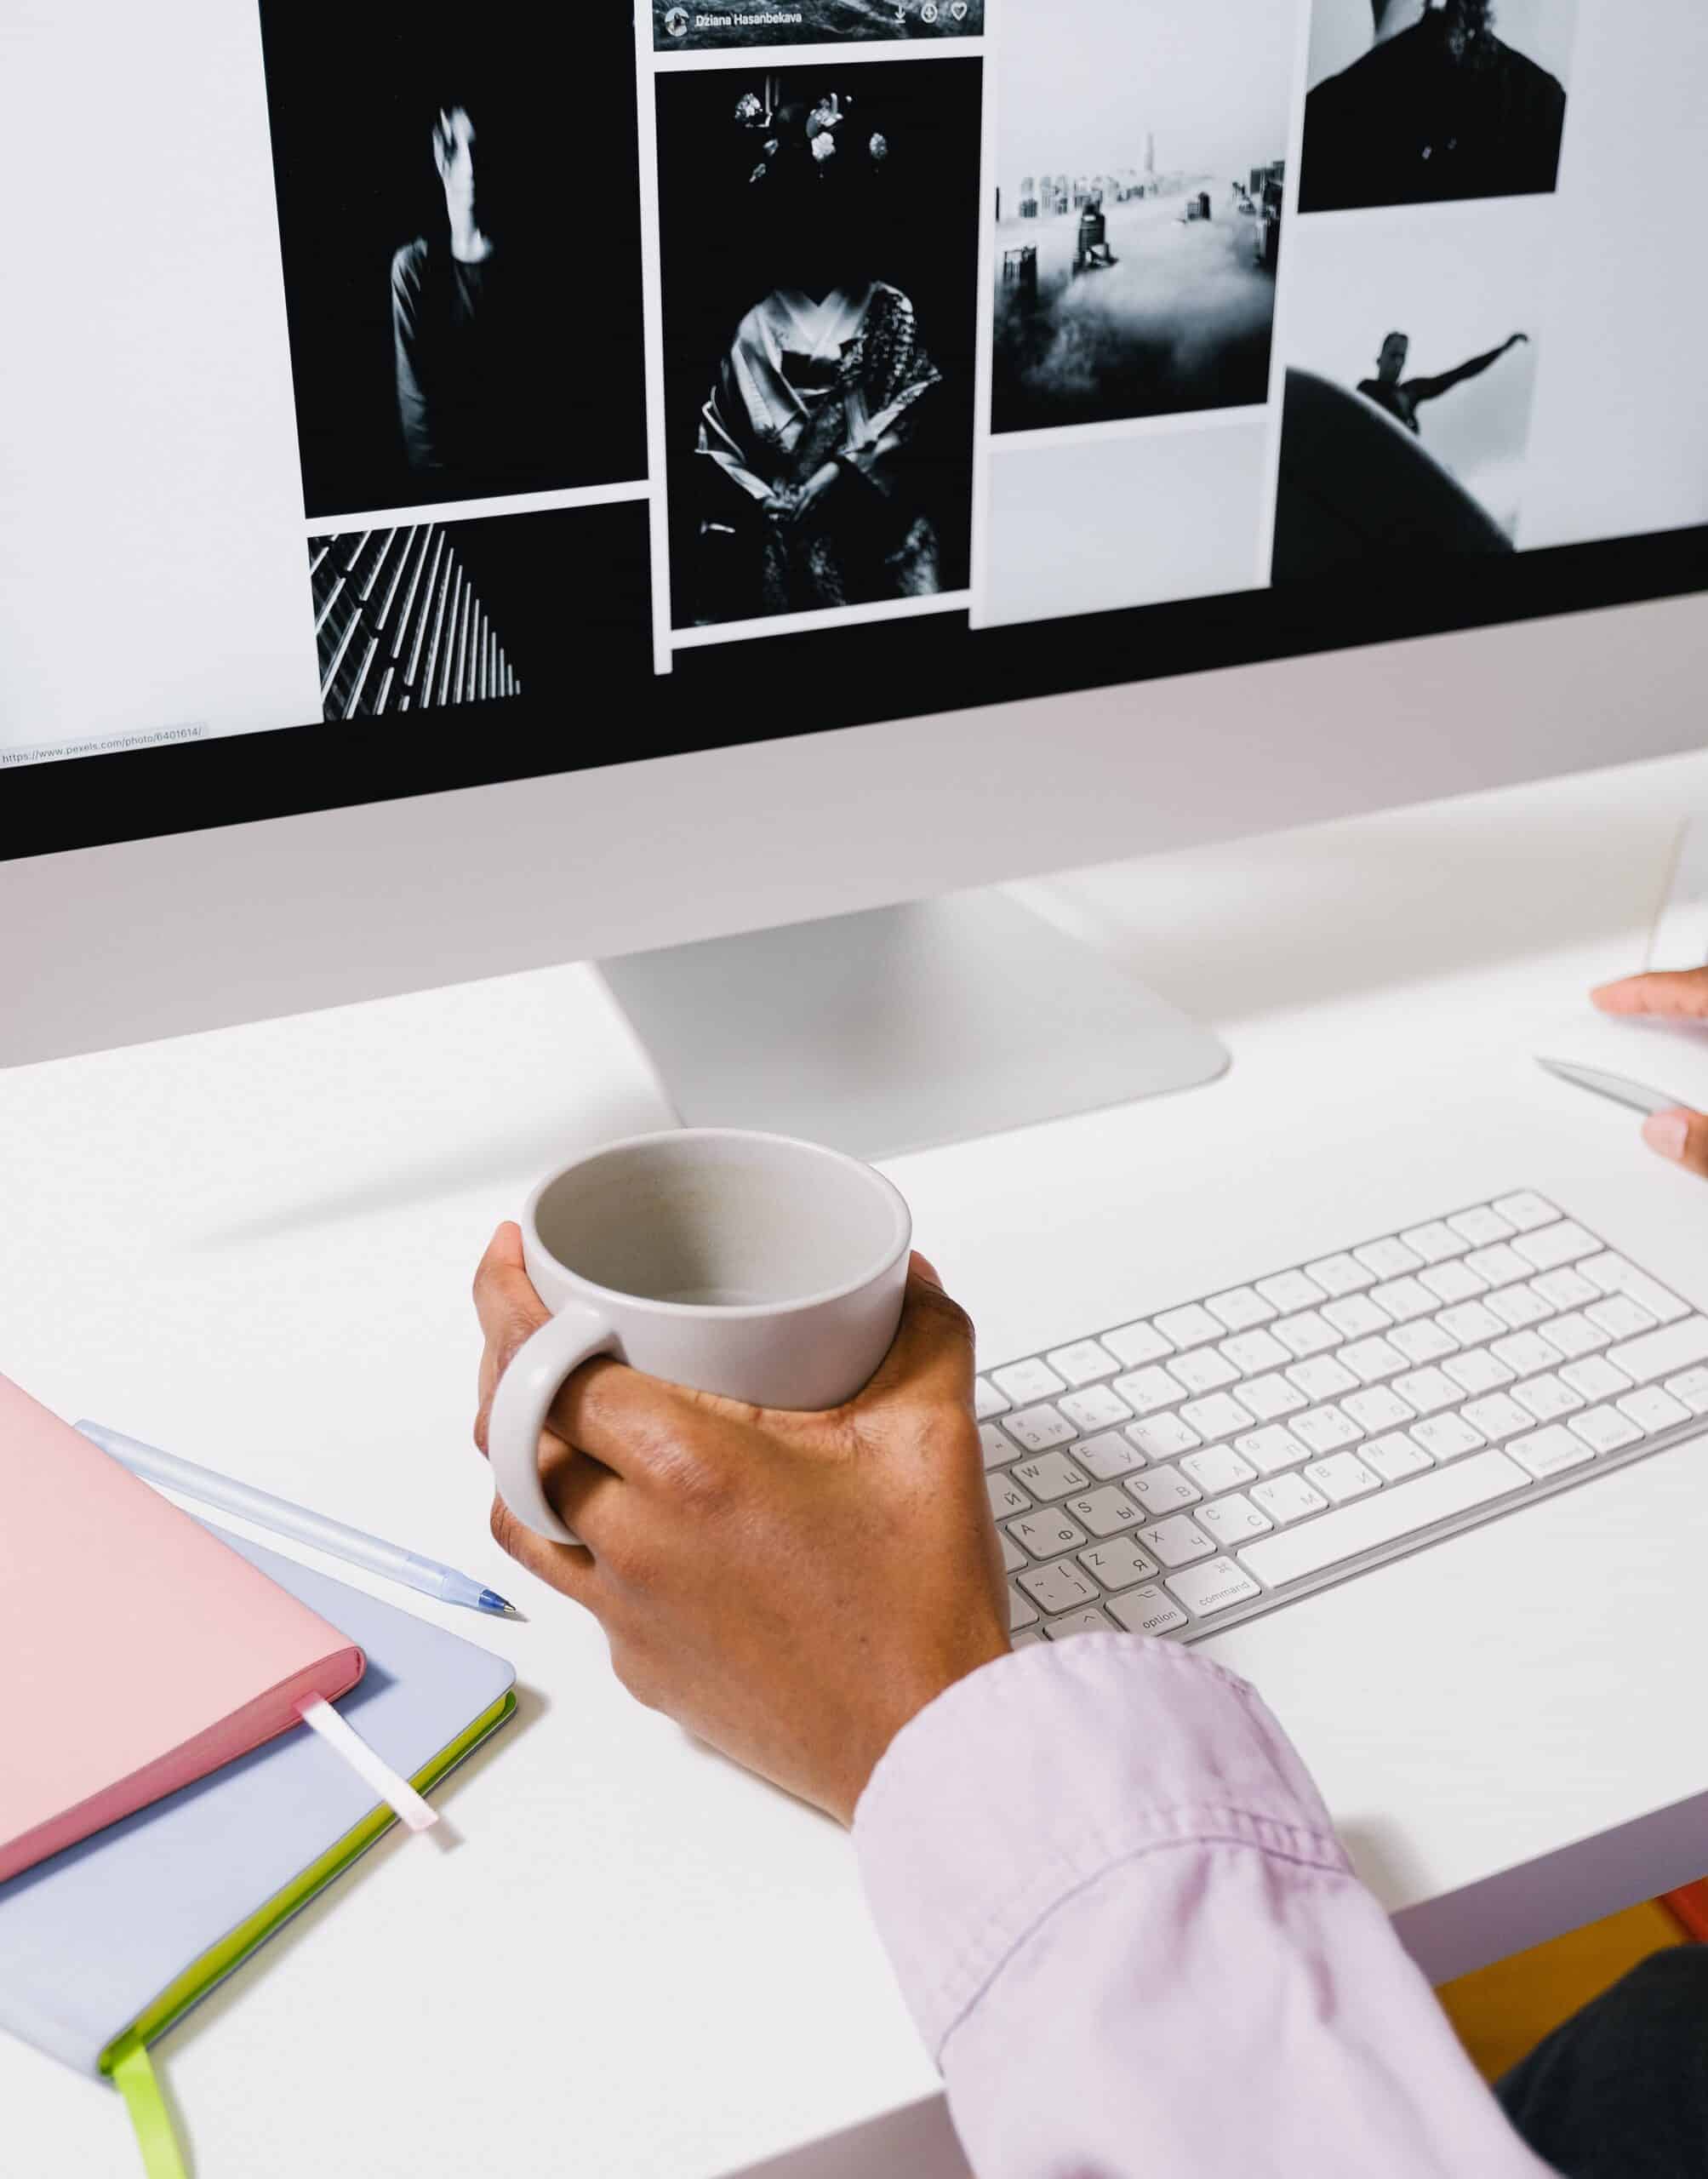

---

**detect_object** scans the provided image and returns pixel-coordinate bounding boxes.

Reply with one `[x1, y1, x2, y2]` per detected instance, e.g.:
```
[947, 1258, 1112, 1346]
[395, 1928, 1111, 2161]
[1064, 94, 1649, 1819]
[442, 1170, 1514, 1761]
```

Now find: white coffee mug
[488, 1128, 913, 1542]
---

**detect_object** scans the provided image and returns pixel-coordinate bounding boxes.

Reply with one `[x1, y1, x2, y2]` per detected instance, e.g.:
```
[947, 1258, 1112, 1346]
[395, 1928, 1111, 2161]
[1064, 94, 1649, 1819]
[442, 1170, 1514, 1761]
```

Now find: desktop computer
[3, 0, 1705, 1159]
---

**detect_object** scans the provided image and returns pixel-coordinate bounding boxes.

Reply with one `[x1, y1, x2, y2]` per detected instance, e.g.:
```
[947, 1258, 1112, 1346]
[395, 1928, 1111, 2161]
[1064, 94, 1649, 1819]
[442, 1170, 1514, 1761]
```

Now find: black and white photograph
[654, 0, 983, 54]
[991, 0, 1297, 437]
[256, 3, 648, 521]
[1300, 0, 1578, 214]
[1271, 203, 1545, 581]
[656, 66, 981, 633]
[306, 503, 652, 721]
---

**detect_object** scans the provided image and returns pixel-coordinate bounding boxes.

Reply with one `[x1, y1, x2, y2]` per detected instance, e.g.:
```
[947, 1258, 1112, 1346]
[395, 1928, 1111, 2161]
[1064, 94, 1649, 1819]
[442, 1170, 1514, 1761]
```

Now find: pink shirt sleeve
[854, 1633, 1560, 2178]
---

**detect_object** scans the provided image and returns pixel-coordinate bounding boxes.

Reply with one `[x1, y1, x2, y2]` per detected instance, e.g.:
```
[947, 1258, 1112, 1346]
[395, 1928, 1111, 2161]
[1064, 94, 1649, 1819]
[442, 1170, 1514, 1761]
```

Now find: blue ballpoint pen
[75, 1421, 518, 1616]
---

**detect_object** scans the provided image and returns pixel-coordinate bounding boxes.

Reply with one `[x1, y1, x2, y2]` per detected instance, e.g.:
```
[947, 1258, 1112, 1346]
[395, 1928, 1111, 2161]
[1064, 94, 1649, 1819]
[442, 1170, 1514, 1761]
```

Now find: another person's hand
[472, 1226, 1011, 1824]
[781, 460, 843, 526]
[1592, 967, 1708, 1175]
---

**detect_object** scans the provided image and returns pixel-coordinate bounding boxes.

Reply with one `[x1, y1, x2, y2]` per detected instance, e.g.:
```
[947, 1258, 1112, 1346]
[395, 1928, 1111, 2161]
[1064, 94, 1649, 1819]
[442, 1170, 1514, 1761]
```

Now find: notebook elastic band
[108, 2033, 188, 2179]
[295, 1696, 438, 1832]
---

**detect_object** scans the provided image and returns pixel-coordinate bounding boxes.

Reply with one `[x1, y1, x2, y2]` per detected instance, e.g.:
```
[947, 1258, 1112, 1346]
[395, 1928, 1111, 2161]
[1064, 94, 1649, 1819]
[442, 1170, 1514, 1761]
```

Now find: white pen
[75, 1421, 517, 1617]
[1535, 1055, 1687, 1118]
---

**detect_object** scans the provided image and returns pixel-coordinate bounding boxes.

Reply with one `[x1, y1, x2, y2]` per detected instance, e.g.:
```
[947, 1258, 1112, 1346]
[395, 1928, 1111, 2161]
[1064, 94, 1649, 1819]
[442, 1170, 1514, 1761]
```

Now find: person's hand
[1591, 968, 1708, 1175]
[471, 1226, 1011, 1824]
[780, 460, 843, 527]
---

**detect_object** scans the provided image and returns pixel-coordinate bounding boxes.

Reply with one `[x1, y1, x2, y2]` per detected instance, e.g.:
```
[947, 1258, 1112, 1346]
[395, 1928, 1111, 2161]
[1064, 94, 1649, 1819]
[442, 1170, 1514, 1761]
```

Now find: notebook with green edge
[0, 1527, 516, 2177]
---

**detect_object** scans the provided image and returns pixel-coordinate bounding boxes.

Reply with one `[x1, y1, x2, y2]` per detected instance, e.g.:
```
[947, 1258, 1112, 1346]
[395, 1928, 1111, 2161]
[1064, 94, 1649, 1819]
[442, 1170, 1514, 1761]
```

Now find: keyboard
[978, 1192, 1708, 1648]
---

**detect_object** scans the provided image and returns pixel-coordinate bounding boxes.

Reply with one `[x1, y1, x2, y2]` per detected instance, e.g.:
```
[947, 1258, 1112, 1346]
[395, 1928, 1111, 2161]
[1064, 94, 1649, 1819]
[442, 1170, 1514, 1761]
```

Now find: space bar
[1239, 1451, 1531, 1589]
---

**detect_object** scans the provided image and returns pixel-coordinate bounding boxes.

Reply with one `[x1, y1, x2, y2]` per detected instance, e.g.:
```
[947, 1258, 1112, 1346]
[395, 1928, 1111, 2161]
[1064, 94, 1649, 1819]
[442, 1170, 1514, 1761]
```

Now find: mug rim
[521, 1126, 914, 1322]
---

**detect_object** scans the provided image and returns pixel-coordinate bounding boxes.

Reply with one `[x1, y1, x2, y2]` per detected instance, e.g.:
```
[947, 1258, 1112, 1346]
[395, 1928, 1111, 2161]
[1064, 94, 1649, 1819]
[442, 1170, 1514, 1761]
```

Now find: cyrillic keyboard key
[1137, 1514, 1217, 1568]
[1238, 1450, 1529, 1588]
[1127, 1466, 1203, 1516]
[1305, 1253, 1374, 1297]
[1234, 1425, 1311, 1476]
[1494, 1192, 1561, 1232]
[1488, 1284, 1553, 1330]
[1107, 1585, 1189, 1636]
[1531, 1267, 1598, 1311]
[1113, 1366, 1183, 1415]
[1401, 1221, 1468, 1263]
[1567, 1405, 1643, 1455]
[1420, 1261, 1485, 1305]
[1512, 1221, 1597, 1271]
[1154, 1303, 1224, 1350]
[1609, 1318, 1708, 1386]
[1302, 1451, 1380, 1503]
[1238, 1373, 1307, 1420]
[1180, 1444, 1257, 1496]
[1079, 1536, 1160, 1588]
[1046, 1608, 1114, 1639]
[1322, 1295, 1391, 1341]
[1393, 1367, 1460, 1415]
[1581, 1257, 1688, 1324]
[1003, 1405, 1079, 1454]
[1464, 1243, 1529, 1289]
[1491, 1330, 1561, 1378]
[1291, 1404, 1364, 1454]
[1342, 1385, 1415, 1433]
[1220, 1328, 1291, 1375]
[1390, 1320, 1457, 1364]
[1124, 1414, 1201, 1461]
[1442, 1349, 1514, 1397]
[1560, 1354, 1632, 1403]
[1256, 1269, 1324, 1313]
[1618, 1387, 1691, 1435]
[1340, 1336, 1410, 1384]
[1537, 1312, 1609, 1360]
[1047, 1339, 1120, 1386]
[991, 1358, 1066, 1404]
[1362, 1433, 1433, 1483]
[1250, 1472, 1330, 1523]
[1009, 1511, 1088, 1559]
[1167, 1349, 1240, 1396]
[1018, 1560, 1100, 1614]
[988, 1473, 1032, 1519]
[1206, 1285, 1274, 1330]
[1077, 1430, 1145, 1478]
[1274, 1310, 1340, 1358]
[1666, 1366, 1708, 1415]
[1058, 1384, 1134, 1433]
[1408, 1412, 1485, 1462]
[1460, 1393, 1534, 1442]
[1437, 1301, 1505, 1347]
[974, 1375, 1009, 1420]
[1166, 1557, 1264, 1618]
[1287, 1355, 1357, 1402]
[1585, 1295, 1657, 1341]
[1355, 1237, 1423, 1278]
[1105, 1320, 1174, 1367]
[1510, 1427, 1595, 1480]
[1197, 1494, 1273, 1546]
[1511, 1373, 1583, 1422]
[1009, 1448, 1088, 1498]
[1065, 1484, 1146, 1536]
[1449, 1206, 1515, 1246]
[980, 1423, 1014, 1470]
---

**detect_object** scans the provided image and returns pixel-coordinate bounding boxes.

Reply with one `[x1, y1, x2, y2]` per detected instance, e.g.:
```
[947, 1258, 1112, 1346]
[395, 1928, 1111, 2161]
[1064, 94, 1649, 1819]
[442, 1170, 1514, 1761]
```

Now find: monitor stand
[596, 888, 1230, 1162]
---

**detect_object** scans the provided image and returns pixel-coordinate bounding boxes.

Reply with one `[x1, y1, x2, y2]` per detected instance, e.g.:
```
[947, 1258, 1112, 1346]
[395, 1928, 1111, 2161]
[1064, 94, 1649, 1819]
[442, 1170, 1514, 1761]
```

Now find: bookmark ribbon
[108, 2033, 189, 2179]
[295, 1696, 438, 1833]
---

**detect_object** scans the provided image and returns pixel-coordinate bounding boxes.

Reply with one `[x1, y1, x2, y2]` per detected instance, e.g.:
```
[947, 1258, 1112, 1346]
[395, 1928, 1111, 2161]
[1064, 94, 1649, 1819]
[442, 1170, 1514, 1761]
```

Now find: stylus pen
[1535, 1055, 1688, 1118]
[74, 1421, 517, 1617]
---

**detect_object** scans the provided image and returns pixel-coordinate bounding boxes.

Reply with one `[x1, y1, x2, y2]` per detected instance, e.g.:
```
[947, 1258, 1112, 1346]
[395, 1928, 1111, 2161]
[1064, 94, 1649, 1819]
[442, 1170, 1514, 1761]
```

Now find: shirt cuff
[852, 1633, 1351, 2062]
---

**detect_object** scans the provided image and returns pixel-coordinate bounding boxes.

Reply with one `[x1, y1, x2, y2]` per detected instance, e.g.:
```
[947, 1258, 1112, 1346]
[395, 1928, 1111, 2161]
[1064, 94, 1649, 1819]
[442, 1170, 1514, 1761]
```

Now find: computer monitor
[3, 2, 1704, 1148]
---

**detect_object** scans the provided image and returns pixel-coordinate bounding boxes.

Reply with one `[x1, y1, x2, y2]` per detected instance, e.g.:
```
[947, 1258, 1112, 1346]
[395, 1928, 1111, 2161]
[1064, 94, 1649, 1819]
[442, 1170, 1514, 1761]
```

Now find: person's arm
[390, 247, 441, 474]
[1594, 967, 1708, 1174]
[1407, 332, 1528, 406]
[471, 1232, 1558, 2178]
[698, 350, 778, 507]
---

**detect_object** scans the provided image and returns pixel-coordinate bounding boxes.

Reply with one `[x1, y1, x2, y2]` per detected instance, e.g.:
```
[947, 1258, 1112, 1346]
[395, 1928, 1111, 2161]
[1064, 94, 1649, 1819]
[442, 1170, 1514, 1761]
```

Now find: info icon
[665, 5, 689, 34]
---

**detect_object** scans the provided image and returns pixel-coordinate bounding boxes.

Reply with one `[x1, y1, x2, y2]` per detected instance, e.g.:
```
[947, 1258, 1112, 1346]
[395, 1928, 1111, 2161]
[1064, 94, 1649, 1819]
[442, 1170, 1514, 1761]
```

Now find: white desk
[6, 750, 1708, 2179]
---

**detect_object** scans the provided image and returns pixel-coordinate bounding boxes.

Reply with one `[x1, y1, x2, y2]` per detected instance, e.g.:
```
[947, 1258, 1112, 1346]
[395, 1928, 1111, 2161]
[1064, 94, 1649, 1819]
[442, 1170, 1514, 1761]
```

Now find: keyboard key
[992, 1358, 1066, 1404]
[1180, 1444, 1257, 1496]
[1059, 1384, 1134, 1434]
[1537, 1313, 1610, 1361]
[1008, 1584, 1039, 1631]
[1234, 1425, 1312, 1476]
[1003, 1405, 1078, 1454]
[1009, 1510, 1089, 1558]
[1237, 1373, 1307, 1420]
[1219, 1328, 1291, 1375]
[1618, 1387, 1691, 1435]
[1603, 1272, 1688, 1327]
[1512, 1221, 1597, 1272]
[1378, 1284, 1444, 1334]
[1011, 1449, 1090, 1499]
[1167, 1348, 1241, 1397]
[1155, 1303, 1225, 1351]
[1393, 1367, 1461, 1415]
[980, 1423, 1016, 1470]
[1585, 1295, 1658, 1341]
[1250, 1472, 1329, 1523]
[1108, 1585, 1189, 1637]
[1608, 1318, 1708, 1386]
[1047, 1339, 1120, 1386]
[1206, 1285, 1275, 1330]
[1449, 1205, 1515, 1246]
[987, 1473, 1032, 1519]
[1665, 1366, 1708, 1416]
[1493, 1192, 1561, 1232]
[1134, 1514, 1217, 1570]
[1127, 1466, 1203, 1516]
[1560, 1355, 1633, 1403]
[1305, 1252, 1374, 1297]
[1239, 1450, 1530, 1587]
[1408, 1412, 1486, 1462]
[1274, 1311, 1340, 1358]
[1342, 1385, 1416, 1433]
[1511, 1373, 1582, 1422]
[1113, 1366, 1183, 1415]
[1339, 1336, 1410, 1384]
[1079, 1536, 1161, 1588]
[1488, 1284, 1554, 1330]
[1105, 1319, 1174, 1367]
[1000, 1532, 1028, 1572]
[1491, 1330, 1562, 1378]
[1010, 1627, 1046, 1649]
[1197, 1494, 1273, 1546]
[1045, 1608, 1114, 1639]
[1460, 1393, 1534, 1443]
[1292, 1405, 1364, 1455]
[1303, 1451, 1380, 1503]
[1322, 1295, 1391, 1341]
[1442, 1349, 1514, 1397]
[1401, 1221, 1469, 1263]
[1362, 1432, 1433, 1483]
[1125, 1414, 1202, 1461]
[1166, 1557, 1264, 1617]
[1531, 1267, 1598, 1312]
[1436, 1301, 1506, 1347]
[1420, 1261, 1486, 1305]
[1509, 1426, 1595, 1481]
[1077, 1430, 1147, 1478]
[1065, 1484, 1145, 1537]
[1018, 1561, 1100, 1615]
[974, 1375, 1009, 1420]
[1389, 1319, 1458, 1365]
[1567, 1405, 1643, 1456]
[1464, 1243, 1530, 1289]
[1287, 1355, 1358, 1402]
[1355, 1236, 1423, 1278]
[1179, 1393, 1254, 1443]
[1256, 1269, 1325, 1313]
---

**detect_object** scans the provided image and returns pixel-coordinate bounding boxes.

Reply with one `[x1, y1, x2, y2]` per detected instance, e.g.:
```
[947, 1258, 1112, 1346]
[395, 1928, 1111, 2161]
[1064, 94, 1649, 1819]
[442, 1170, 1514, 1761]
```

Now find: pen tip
[477, 1588, 519, 1616]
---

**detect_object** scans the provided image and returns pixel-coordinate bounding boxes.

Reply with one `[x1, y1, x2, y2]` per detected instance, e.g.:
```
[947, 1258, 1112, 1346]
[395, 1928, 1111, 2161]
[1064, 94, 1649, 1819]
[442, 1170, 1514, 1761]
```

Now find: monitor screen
[5, 0, 1705, 860]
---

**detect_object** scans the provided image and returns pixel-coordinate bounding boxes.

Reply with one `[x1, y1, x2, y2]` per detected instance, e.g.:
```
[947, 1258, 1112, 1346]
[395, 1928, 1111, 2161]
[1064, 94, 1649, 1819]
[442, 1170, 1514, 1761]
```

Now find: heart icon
[951, 3, 968, 17]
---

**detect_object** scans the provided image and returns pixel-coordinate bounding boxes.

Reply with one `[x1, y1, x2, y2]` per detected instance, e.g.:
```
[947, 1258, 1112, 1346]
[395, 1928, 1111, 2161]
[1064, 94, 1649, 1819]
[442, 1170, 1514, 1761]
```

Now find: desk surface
[6, 749, 1708, 2179]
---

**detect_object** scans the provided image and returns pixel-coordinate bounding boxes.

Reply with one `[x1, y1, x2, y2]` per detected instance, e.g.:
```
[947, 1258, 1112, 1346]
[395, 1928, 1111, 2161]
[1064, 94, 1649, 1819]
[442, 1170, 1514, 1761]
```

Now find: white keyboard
[978, 1193, 1708, 1647]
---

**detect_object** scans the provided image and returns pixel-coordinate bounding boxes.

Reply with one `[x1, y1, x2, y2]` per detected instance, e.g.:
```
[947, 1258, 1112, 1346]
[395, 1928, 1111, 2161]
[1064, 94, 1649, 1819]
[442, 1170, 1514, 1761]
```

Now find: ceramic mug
[487, 1128, 913, 1541]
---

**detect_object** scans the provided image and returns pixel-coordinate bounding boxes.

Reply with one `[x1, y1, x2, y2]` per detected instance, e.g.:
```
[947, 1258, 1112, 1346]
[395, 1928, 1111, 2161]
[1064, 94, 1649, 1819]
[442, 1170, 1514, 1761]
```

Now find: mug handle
[486, 1302, 619, 1545]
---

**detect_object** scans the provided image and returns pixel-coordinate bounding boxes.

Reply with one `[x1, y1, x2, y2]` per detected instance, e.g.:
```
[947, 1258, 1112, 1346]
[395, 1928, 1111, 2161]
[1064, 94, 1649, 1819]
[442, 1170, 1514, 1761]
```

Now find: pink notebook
[0, 1373, 364, 1885]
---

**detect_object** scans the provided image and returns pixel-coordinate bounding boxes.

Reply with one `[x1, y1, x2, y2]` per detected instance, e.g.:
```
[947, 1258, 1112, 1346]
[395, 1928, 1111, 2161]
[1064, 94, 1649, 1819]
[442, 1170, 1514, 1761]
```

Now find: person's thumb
[1642, 1107, 1708, 1178]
